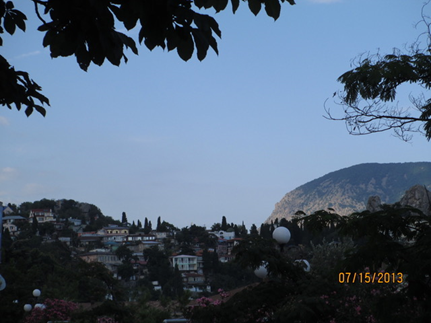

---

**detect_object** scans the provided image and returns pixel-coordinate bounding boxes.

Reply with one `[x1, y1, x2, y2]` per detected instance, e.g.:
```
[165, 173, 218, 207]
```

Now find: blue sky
[1, 0, 430, 229]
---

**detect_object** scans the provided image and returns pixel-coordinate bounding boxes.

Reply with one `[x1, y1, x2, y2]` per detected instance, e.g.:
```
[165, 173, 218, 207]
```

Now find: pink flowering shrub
[186, 289, 231, 322]
[23, 298, 78, 323]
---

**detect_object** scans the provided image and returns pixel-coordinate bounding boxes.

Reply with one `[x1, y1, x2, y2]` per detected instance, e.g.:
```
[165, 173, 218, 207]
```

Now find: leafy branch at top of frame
[0, 0, 295, 116]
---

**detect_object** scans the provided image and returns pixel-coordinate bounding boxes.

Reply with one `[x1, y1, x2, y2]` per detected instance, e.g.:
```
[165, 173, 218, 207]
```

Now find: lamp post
[254, 225, 310, 279]
[24, 289, 42, 312]
[272, 226, 291, 252]
[254, 263, 268, 279]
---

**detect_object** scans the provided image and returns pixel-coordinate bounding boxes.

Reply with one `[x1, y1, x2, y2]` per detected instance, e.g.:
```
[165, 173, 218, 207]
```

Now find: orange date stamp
[338, 272, 404, 284]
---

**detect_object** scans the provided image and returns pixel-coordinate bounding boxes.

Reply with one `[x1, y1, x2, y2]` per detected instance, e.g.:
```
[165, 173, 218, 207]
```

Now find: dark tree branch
[32, 0, 47, 25]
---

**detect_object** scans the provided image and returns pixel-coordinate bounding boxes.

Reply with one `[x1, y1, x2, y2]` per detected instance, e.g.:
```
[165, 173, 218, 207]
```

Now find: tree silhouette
[326, 3, 431, 141]
[0, 0, 296, 116]
[121, 212, 128, 224]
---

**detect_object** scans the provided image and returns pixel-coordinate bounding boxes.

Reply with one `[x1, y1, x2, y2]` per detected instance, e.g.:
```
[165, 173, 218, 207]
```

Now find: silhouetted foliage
[326, 3, 431, 141]
[1, 0, 296, 116]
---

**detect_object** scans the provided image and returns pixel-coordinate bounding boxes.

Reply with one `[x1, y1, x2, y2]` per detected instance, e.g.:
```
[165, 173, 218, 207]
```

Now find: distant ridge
[266, 162, 431, 223]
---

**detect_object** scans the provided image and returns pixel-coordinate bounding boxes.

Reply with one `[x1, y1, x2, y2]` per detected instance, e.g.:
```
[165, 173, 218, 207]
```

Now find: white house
[29, 209, 56, 223]
[170, 255, 198, 271]
[209, 230, 235, 240]
[2, 215, 26, 236]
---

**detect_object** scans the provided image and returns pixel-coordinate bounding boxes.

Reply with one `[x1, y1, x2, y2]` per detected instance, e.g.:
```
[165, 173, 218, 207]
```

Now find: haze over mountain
[266, 162, 431, 223]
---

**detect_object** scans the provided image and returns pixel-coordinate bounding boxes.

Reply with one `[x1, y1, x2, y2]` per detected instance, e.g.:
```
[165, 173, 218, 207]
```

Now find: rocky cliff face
[399, 185, 431, 215]
[266, 162, 431, 223]
[366, 185, 431, 215]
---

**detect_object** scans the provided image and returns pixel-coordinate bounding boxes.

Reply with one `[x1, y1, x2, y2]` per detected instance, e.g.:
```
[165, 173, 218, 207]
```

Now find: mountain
[266, 162, 431, 223]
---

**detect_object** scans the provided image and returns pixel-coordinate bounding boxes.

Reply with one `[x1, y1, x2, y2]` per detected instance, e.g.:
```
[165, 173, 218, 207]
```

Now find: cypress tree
[32, 216, 39, 234]
[221, 216, 227, 231]
[121, 212, 128, 224]
[157, 216, 161, 231]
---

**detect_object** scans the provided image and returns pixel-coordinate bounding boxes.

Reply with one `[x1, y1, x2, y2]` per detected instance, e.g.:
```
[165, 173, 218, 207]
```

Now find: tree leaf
[264, 0, 281, 20]
[4, 13, 16, 35]
[204, 30, 219, 55]
[12, 9, 26, 31]
[207, 16, 221, 38]
[43, 29, 55, 48]
[34, 105, 47, 117]
[176, 28, 194, 61]
[118, 32, 138, 55]
[214, 0, 229, 12]
[231, 0, 240, 13]
[108, 4, 123, 21]
[138, 27, 146, 44]
[144, 38, 157, 51]
[192, 29, 209, 61]
[38, 22, 54, 32]
[248, 0, 262, 16]
[76, 45, 91, 71]
[0, 3, 5, 17]
[5, 1, 13, 10]
[25, 106, 33, 117]
[167, 27, 178, 51]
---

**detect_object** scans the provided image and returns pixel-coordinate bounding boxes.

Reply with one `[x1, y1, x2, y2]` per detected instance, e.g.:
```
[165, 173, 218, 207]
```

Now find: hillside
[266, 162, 431, 223]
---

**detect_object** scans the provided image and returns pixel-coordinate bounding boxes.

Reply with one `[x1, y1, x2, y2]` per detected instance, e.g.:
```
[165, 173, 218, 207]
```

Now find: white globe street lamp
[272, 226, 291, 245]
[295, 259, 311, 272]
[255, 226, 311, 279]
[23, 289, 42, 313]
[272, 226, 291, 253]
[254, 263, 268, 279]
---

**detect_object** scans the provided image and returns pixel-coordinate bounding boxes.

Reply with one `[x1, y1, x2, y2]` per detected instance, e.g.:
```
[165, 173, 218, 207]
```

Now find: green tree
[156, 216, 162, 231]
[191, 206, 431, 323]
[31, 198, 57, 210]
[57, 199, 80, 219]
[115, 244, 137, 263]
[0, 237, 126, 323]
[121, 211, 128, 224]
[221, 216, 228, 231]
[249, 223, 259, 236]
[117, 263, 135, 282]
[143, 219, 153, 234]
[1, 0, 295, 116]
[31, 216, 38, 234]
[326, 4, 431, 141]
[38, 222, 56, 236]
[175, 227, 192, 246]
[144, 217, 149, 232]
[163, 265, 184, 299]
[211, 222, 222, 231]
[259, 223, 272, 239]
[144, 246, 172, 287]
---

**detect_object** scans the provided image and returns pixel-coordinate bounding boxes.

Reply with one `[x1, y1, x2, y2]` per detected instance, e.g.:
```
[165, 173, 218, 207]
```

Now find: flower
[355, 305, 361, 315]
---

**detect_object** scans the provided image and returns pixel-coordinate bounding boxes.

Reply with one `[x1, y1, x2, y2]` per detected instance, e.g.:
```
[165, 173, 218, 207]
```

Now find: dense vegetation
[189, 206, 431, 322]
[3, 198, 431, 322]
[0, 198, 258, 322]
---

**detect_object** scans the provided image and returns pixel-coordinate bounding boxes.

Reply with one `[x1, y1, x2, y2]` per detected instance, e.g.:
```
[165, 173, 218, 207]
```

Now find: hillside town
[0, 199, 256, 303]
[3, 195, 431, 323]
